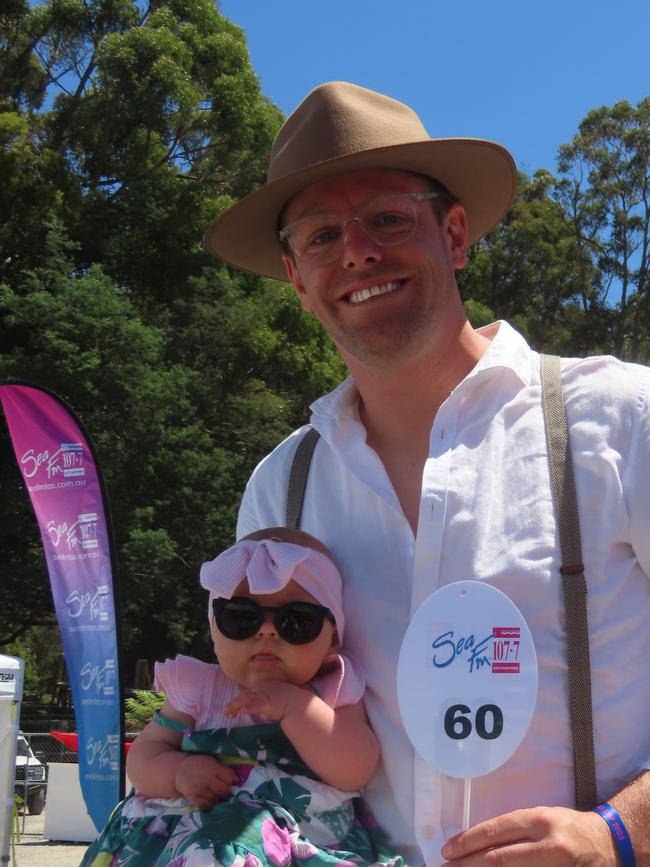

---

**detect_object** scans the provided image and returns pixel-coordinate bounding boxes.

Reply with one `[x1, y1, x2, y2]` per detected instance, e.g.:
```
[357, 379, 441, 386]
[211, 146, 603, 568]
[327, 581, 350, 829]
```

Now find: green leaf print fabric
[80, 723, 405, 867]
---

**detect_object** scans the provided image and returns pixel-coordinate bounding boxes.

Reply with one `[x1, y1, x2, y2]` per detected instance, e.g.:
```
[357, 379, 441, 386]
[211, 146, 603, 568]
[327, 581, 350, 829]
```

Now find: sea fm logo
[21, 442, 85, 480]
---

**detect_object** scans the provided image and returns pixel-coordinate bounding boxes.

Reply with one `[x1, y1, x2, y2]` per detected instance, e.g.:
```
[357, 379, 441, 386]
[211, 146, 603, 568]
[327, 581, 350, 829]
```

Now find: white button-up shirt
[237, 321, 650, 866]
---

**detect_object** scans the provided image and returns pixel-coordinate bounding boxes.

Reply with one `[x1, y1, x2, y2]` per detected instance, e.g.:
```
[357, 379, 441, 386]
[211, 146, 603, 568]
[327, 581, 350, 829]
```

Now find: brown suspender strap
[285, 358, 597, 808]
[285, 426, 321, 529]
[540, 353, 597, 810]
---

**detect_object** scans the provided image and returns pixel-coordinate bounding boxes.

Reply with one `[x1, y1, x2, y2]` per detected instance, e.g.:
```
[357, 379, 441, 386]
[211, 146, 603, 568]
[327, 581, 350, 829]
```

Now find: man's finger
[441, 840, 562, 866]
[442, 809, 540, 860]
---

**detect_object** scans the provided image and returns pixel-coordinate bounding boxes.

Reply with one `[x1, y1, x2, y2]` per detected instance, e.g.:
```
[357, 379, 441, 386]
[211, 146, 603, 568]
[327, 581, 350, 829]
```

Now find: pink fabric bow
[200, 538, 345, 640]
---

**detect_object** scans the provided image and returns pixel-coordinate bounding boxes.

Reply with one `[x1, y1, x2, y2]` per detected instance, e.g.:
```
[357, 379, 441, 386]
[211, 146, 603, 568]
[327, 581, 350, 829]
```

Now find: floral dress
[79, 657, 405, 867]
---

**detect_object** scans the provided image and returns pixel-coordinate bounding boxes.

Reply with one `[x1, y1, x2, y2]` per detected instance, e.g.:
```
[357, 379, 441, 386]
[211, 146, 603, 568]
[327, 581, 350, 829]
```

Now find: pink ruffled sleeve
[154, 654, 217, 721]
[311, 651, 366, 708]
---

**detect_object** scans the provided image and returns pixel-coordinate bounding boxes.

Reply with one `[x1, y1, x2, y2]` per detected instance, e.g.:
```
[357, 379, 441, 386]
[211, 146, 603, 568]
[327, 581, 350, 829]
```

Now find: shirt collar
[310, 373, 358, 421]
[468, 320, 534, 386]
[310, 320, 535, 422]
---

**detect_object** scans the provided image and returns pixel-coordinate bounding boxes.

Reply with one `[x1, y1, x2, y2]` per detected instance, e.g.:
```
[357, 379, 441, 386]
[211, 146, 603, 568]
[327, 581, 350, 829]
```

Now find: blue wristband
[593, 802, 636, 867]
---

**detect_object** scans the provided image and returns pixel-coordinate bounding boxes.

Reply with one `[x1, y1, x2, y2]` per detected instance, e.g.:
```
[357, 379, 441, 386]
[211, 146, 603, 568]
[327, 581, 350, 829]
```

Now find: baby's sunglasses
[212, 596, 335, 645]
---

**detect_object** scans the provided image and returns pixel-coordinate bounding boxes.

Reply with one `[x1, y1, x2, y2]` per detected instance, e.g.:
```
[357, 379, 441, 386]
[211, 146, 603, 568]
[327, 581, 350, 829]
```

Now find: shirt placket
[411, 389, 462, 861]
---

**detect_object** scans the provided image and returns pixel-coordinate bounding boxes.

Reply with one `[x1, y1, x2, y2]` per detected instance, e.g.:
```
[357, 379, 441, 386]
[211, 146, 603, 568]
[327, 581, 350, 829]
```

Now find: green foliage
[0, 625, 63, 700]
[459, 128, 650, 362]
[460, 170, 601, 354]
[0, 1, 335, 674]
[125, 689, 165, 731]
[555, 98, 650, 361]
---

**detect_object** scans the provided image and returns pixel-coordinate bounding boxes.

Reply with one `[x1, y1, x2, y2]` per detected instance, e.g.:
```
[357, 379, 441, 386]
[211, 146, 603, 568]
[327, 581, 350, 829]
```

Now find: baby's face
[213, 579, 339, 690]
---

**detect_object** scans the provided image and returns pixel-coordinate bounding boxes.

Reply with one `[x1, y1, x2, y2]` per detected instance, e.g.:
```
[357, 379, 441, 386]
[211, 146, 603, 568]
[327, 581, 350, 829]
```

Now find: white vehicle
[15, 734, 47, 815]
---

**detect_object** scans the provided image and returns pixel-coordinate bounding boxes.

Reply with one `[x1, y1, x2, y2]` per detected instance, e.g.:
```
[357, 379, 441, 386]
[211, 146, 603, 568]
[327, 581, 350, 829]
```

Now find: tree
[556, 98, 650, 362]
[460, 97, 650, 364]
[0, 0, 282, 303]
[0, 1, 345, 676]
[459, 171, 604, 355]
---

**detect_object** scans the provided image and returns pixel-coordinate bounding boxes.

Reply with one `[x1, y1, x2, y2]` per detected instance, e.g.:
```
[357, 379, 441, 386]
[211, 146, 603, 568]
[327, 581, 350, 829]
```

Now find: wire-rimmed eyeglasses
[279, 191, 441, 265]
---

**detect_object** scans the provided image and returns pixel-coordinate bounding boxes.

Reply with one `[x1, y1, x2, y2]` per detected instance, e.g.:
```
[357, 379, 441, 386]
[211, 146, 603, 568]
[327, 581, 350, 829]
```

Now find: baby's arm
[225, 686, 379, 791]
[126, 699, 237, 810]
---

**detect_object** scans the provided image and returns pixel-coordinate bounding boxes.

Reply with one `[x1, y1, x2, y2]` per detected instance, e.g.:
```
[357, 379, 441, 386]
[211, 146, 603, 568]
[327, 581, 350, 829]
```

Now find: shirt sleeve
[153, 655, 215, 721]
[311, 651, 366, 708]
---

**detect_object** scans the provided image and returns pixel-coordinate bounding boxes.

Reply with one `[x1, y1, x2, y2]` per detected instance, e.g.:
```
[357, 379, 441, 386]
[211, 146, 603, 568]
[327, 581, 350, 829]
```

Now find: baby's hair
[241, 527, 339, 571]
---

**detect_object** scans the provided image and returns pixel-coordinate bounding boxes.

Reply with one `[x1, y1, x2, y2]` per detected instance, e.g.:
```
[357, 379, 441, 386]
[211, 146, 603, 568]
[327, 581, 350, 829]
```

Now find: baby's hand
[174, 754, 237, 811]
[224, 681, 302, 721]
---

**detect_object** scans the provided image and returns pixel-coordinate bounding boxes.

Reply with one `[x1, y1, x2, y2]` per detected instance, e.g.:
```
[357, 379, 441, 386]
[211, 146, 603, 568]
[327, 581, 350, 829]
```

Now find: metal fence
[14, 731, 79, 833]
[21, 730, 79, 765]
[15, 730, 136, 820]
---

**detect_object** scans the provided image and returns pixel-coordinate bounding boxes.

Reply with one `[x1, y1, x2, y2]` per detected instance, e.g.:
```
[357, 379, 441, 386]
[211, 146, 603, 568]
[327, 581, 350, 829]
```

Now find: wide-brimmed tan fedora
[204, 81, 517, 281]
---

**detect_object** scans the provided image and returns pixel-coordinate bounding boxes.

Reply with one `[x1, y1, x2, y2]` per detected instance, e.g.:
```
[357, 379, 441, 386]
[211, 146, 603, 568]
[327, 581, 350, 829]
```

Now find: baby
[81, 527, 403, 866]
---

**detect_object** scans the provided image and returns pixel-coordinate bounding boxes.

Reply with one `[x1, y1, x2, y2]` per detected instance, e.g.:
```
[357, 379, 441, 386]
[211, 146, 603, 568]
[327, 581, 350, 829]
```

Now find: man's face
[281, 168, 468, 369]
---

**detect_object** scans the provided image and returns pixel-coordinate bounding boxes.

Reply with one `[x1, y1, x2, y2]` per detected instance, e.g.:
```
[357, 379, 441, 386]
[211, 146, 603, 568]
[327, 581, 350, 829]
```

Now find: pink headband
[200, 538, 345, 640]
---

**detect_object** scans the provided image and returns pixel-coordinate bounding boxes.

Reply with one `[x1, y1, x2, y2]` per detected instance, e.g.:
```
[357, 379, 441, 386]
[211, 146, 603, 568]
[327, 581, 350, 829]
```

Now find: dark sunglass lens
[277, 604, 324, 645]
[218, 599, 260, 640]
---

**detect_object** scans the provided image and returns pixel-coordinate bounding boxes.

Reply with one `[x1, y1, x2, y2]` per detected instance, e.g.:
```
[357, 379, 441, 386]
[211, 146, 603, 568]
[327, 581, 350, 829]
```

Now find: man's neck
[351, 320, 492, 446]
[346, 321, 492, 533]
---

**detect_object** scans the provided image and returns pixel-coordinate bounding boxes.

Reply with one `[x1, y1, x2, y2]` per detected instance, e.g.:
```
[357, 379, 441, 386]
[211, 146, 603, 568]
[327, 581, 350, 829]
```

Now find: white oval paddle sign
[397, 580, 538, 779]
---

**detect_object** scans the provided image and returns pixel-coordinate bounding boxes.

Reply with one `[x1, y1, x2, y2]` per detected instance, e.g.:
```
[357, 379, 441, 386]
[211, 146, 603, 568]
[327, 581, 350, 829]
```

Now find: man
[204, 81, 650, 865]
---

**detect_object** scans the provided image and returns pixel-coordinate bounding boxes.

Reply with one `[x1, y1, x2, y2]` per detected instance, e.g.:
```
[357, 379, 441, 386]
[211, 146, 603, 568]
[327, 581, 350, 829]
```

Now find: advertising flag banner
[0, 382, 124, 831]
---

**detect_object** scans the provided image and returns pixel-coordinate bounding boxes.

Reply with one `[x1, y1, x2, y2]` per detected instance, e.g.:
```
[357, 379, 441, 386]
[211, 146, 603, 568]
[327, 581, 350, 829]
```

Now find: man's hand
[174, 754, 237, 811]
[441, 806, 617, 865]
[224, 681, 302, 721]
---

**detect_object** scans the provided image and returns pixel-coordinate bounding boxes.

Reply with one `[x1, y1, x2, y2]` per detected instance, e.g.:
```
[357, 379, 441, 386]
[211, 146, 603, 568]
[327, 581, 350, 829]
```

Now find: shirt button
[421, 824, 433, 839]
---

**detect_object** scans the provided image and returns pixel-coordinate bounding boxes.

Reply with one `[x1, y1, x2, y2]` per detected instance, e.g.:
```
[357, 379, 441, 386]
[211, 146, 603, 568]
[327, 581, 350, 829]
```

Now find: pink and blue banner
[0, 381, 124, 831]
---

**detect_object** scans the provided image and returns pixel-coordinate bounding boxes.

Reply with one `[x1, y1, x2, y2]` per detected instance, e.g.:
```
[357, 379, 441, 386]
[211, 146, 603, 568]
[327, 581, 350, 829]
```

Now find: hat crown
[268, 81, 430, 183]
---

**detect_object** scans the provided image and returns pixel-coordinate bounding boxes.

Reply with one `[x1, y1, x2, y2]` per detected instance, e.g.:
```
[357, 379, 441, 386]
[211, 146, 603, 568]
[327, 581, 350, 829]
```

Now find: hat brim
[203, 138, 517, 282]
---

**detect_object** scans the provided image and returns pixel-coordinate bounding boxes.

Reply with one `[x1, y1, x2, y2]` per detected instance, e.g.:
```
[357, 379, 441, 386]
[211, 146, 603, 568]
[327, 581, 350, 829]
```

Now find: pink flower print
[233, 763, 254, 786]
[231, 856, 261, 867]
[290, 838, 320, 861]
[261, 818, 292, 867]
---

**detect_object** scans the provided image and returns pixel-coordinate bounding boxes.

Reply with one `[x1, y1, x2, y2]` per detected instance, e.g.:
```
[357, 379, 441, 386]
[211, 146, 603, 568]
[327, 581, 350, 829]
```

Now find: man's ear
[283, 254, 313, 312]
[444, 203, 469, 270]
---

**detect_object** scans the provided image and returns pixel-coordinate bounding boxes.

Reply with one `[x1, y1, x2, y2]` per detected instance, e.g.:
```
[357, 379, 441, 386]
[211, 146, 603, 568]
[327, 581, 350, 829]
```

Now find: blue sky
[219, 0, 649, 178]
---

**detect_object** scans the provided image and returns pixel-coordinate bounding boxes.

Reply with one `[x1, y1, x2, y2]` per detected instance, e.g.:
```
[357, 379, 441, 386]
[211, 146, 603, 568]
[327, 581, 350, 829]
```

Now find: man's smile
[346, 280, 404, 304]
